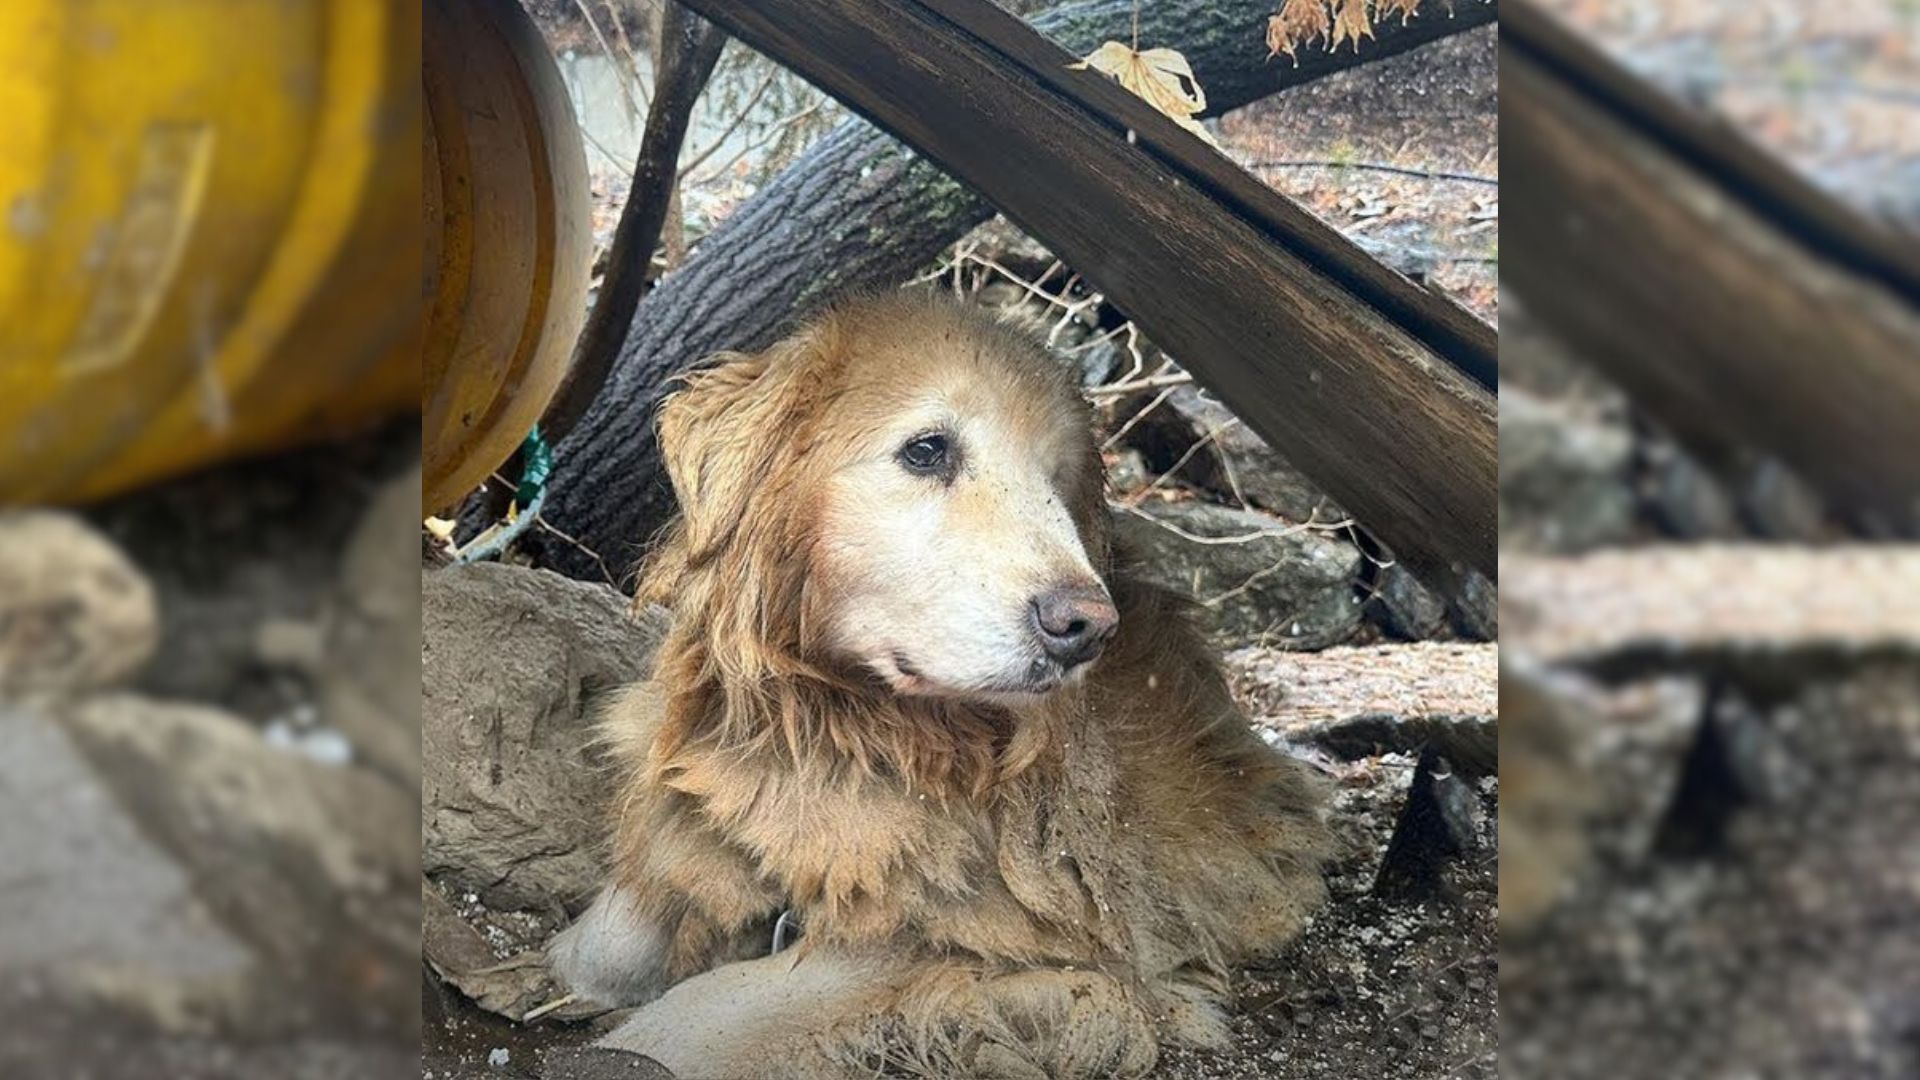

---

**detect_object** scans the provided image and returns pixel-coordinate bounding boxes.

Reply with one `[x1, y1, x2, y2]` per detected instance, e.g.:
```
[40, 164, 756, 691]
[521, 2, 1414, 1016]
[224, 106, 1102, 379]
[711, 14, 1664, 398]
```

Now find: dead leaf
[1267, 0, 1332, 63]
[1070, 41, 1219, 147]
[1331, 0, 1377, 52]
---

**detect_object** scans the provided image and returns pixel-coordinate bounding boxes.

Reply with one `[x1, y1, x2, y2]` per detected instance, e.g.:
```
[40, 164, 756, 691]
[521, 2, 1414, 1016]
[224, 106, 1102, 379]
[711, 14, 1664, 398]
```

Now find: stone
[322, 463, 425, 785]
[53, 694, 419, 1039]
[1113, 500, 1362, 650]
[1369, 561, 1452, 642]
[1499, 388, 1636, 553]
[1128, 385, 1346, 525]
[423, 563, 668, 912]
[1645, 440, 1742, 540]
[543, 1047, 678, 1080]
[0, 702, 251, 1007]
[0, 510, 157, 695]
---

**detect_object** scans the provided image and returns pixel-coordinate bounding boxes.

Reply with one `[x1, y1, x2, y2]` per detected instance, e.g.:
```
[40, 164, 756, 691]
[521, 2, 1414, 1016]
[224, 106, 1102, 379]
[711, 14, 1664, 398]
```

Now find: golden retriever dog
[551, 293, 1333, 1078]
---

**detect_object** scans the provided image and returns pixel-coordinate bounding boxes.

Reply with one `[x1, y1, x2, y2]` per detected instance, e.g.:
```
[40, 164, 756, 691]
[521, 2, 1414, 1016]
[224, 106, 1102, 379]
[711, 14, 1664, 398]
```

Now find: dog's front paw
[890, 967, 1161, 1079]
[548, 887, 670, 1008]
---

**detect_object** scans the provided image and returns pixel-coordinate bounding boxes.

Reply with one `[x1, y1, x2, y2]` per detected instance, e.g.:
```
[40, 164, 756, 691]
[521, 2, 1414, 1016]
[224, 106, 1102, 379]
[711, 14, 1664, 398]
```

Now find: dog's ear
[655, 341, 807, 564]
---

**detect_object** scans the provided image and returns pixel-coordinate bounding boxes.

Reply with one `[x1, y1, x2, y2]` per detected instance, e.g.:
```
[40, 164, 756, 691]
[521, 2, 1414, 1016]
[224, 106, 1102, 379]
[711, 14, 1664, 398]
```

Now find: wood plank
[1502, 1, 1920, 534]
[674, 0, 1499, 584]
[919, 0, 1498, 390]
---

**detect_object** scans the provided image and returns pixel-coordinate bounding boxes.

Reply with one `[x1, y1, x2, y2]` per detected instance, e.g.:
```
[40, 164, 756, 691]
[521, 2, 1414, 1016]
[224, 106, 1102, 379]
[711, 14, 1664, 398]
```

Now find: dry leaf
[1267, 0, 1333, 63]
[1070, 41, 1219, 147]
[1331, 0, 1377, 52]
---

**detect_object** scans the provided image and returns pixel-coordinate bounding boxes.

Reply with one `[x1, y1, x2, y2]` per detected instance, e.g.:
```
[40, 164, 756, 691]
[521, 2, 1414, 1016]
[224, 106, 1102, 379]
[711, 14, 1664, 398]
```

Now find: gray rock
[422, 880, 558, 1022]
[1498, 291, 1626, 407]
[322, 463, 424, 785]
[1450, 569, 1498, 642]
[1370, 561, 1453, 642]
[1500, 388, 1635, 553]
[1646, 440, 1742, 540]
[1141, 386, 1347, 524]
[0, 702, 251, 1000]
[424, 563, 667, 912]
[1113, 500, 1362, 650]
[0, 510, 156, 695]
[1738, 457, 1832, 541]
[52, 694, 418, 1039]
[1292, 712, 1497, 780]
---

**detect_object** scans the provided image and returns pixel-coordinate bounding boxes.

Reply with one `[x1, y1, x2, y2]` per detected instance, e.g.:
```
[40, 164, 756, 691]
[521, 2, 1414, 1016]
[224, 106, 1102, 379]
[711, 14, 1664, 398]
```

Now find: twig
[1087, 371, 1193, 398]
[678, 63, 778, 179]
[685, 101, 826, 187]
[533, 516, 618, 588]
[1250, 159, 1499, 186]
[1114, 501, 1350, 545]
[522, 992, 578, 1023]
[579, 125, 636, 179]
[571, 0, 645, 123]
[543, 3, 728, 447]
[1100, 382, 1181, 452]
[1125, 418, 1237, 506]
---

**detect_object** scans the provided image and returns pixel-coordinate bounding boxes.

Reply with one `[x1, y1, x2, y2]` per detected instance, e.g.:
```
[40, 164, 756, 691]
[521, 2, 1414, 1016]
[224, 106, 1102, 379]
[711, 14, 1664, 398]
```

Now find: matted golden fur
[551, 293, 1335, 1078]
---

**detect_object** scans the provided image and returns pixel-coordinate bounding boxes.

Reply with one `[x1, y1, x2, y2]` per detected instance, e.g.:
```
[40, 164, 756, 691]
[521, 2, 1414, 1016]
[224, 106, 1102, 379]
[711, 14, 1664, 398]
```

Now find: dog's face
[813, 330, 1116, 701]
[656, 297, 1116, 703]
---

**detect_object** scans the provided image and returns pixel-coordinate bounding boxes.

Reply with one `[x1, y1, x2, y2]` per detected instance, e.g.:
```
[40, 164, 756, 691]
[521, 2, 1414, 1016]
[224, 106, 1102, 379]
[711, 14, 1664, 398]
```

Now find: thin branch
[1250, 159, 1499, 185]
[1114, 500, 1351, 545]
[677, 64, 779, 179]
[1125, 418, 1238, 506]
[542, 3, 729, 446]
[684, 101, 825, 187]
[571, 0, 645, 123]
[1087, 371, 1193, 398]
[1100, 381, 1181, 452]
[578, 125, 636, 180]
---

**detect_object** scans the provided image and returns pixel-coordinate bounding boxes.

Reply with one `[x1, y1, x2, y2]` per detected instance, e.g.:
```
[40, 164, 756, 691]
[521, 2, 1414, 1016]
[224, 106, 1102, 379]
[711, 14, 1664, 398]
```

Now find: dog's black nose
[1031, 584, 1118, 668]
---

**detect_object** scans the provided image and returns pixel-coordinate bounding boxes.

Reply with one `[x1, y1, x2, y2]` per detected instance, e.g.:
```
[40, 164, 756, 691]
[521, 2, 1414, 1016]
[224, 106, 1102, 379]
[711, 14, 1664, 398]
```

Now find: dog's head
[648, 293, 1114, 703]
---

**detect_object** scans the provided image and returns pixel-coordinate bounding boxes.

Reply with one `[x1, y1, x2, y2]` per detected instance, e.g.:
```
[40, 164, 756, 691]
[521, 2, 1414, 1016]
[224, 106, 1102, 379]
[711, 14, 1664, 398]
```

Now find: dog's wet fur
[551, 293, 1334, 1078]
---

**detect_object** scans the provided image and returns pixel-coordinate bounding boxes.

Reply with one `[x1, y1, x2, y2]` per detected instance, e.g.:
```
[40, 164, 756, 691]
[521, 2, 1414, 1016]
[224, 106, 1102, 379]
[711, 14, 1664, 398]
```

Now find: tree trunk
[536, 0, 1499, 582]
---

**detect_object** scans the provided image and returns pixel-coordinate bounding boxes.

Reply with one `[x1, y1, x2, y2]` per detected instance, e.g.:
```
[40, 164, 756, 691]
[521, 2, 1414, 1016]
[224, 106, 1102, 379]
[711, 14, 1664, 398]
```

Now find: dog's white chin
[868, 651, 1082, 702]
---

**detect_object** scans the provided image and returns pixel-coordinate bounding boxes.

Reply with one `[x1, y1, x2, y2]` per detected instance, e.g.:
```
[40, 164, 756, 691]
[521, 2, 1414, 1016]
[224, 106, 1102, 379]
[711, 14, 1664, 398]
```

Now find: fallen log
[1502, 1, 1920, 536]
[1504, 546, 1920, 694]
[537, 0, 1499, 582]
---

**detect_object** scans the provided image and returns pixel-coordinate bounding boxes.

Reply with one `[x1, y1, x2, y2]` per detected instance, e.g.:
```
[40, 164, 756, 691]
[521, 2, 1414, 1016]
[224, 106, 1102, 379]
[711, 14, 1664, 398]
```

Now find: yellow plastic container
[0, 0, 423, 504]
[422, 0, 591, 513]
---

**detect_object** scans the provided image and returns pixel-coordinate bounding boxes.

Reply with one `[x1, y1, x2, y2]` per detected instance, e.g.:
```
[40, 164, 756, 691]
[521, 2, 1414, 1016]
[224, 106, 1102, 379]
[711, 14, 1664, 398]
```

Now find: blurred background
[0, 2, 420, 1076]
[1500, 2, 1920, 1078]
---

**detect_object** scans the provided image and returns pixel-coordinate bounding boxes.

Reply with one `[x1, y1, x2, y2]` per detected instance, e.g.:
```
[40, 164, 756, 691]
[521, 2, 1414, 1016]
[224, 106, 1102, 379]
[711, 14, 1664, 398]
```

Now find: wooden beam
[1503, 1, 1920, 535]
[673, 0, 1498, 584]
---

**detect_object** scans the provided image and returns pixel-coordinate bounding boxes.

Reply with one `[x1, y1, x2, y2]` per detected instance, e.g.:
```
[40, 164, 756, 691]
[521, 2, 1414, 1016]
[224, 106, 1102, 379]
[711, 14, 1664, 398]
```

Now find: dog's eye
[897, 433, 951, 476]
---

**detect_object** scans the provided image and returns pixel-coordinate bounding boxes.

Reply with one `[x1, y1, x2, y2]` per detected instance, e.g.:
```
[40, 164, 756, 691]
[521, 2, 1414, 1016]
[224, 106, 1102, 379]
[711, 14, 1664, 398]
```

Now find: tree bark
[535, 0, 1499, 582]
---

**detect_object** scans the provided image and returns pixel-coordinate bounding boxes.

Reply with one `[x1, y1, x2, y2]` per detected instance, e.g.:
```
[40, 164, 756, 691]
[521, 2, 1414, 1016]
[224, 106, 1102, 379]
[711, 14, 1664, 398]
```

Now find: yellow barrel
[423, 0, 590, 513]
[0, 0, 422, 504]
